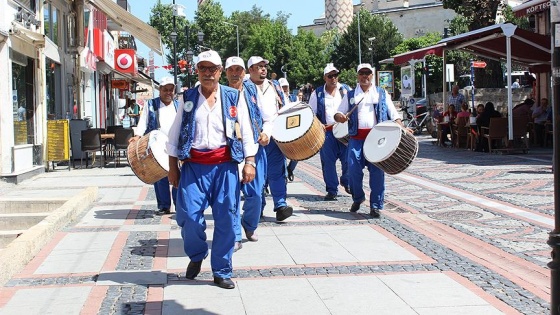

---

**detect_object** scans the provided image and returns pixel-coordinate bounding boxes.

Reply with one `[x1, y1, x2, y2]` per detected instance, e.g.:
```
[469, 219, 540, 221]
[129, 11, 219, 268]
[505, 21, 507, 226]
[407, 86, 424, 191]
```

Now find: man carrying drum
[247, 56, 293, 222]
[309, 63, 351, 201]
[167, 50, 257, 289]
[334, 63, 406, 218]
[224, 56, 267, 251]
[131, 76, 178, 215]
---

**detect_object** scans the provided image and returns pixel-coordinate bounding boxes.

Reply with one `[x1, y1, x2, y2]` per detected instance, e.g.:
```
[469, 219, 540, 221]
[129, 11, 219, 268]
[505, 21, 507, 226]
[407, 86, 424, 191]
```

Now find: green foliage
[286, 30, 330, 88]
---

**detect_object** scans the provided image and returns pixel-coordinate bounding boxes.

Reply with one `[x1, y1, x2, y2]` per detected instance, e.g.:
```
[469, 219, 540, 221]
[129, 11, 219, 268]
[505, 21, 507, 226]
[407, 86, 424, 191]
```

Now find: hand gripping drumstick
[344, 97, 364, 117]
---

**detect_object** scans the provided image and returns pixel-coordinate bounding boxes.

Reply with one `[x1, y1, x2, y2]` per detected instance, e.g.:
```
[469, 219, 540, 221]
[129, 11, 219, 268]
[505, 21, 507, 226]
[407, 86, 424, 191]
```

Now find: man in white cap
[131, 76, 178, 215]
[278, 78, 296, 103]
[167, 50, 257, 289]
[246, 56, 293, 222]
[224, 56, 267, 251]
[334, 63, 405, 218]
[309, 63, 351, 201]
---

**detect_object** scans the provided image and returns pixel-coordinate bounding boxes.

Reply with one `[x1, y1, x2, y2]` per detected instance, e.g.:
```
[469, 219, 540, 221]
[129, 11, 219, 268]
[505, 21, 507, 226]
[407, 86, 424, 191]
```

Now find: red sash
[350, 128, 371, 140]
[325, 125, 334, 131]
[188, 147, 232, 164]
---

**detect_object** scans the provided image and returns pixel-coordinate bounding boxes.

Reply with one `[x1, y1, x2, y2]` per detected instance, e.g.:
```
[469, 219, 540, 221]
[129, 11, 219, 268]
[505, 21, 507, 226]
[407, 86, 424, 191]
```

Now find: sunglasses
[358, 71, 372, 76]
[198, 65, 221, 73]
[326, 73, 339, 79]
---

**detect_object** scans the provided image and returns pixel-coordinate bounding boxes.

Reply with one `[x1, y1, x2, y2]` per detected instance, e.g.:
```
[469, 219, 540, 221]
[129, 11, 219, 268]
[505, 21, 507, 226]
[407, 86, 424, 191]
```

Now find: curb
[0, 186, 98, 286]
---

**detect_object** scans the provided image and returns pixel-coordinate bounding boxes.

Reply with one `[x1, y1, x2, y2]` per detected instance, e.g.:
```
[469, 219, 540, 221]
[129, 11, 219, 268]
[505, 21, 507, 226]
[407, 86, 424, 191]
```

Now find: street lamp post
[197, 31, 205, 51]
[186, 50, 193, 88]
[223, 21, 239, 56]
[171, 0, 179, 94]
[368, 36, 376, 66]
[357, 2, 364, 64]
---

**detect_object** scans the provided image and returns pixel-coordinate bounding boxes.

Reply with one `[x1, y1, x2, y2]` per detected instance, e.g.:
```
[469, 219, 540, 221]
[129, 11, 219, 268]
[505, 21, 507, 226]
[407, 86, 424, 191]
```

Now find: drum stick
[345, 97, 363, 117]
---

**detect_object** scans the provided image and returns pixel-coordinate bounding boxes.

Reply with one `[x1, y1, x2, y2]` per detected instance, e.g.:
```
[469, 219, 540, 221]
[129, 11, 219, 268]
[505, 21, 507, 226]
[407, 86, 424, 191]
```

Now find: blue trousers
[347, 138, 385, 210]
[153, 176, 177, 210]
[175, 161, 239, 279]
[287, 160, 298, 173]
[320, 130, 349, 195]
[264, 140, 287, 209]
[235, 146, 267, 242]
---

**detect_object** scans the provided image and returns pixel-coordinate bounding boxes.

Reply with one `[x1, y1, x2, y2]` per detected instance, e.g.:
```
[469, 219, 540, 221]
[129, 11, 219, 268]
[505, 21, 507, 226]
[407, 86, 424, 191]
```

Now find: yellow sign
[47, 120, 70, 161]
[112, 80, 129, 90]
[13, 121, 27, 145]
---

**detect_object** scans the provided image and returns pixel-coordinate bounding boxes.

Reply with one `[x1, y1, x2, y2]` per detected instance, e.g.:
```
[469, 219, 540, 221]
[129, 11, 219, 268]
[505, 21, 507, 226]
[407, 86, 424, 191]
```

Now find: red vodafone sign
[472, 61, 487, 68]
[114, 49, 138, 74]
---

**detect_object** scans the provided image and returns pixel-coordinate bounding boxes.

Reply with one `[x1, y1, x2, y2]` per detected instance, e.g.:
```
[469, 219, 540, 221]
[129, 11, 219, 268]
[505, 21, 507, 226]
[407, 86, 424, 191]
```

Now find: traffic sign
[472, 61, 487, 68]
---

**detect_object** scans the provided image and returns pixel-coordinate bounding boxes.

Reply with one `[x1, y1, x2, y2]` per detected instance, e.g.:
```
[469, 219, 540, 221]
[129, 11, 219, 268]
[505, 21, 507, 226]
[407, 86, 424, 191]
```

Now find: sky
[127, 0, 330, 80]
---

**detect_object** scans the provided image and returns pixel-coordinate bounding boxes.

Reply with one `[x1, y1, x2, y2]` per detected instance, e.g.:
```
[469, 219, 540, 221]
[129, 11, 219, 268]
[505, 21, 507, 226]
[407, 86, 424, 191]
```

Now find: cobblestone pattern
[116, 231, 158, 271]
[291, 162, 550, 315]
[65, 227, 121, 232]
[4, 275, 98, 287]
[97, 285, 148, 315]
[134, 188, 163, 225]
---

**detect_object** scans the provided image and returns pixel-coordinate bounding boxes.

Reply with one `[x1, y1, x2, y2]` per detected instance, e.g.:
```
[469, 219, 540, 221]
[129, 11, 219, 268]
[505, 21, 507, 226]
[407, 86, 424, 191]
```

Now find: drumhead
[273, 106, 315, 142]
[363, 121, 402, 163]
[332, 122, 348, 139]
[148, 130, 170, 171]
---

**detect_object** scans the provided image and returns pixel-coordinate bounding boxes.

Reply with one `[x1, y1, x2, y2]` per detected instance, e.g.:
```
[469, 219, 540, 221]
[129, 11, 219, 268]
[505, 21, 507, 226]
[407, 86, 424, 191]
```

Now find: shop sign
[114, 49, 137, 74]
[112, 80, 129, 90]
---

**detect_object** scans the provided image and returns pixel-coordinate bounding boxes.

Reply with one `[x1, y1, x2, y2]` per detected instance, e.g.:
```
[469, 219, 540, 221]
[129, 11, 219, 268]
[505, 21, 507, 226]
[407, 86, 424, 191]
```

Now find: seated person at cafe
[475, 102, 502, 152]
[475, 104, 484, 118]
[456, 103, 471, 122]
[532, 98, 549, 146]
[512, 98, 534, 120]
[439, 104, 458, 146]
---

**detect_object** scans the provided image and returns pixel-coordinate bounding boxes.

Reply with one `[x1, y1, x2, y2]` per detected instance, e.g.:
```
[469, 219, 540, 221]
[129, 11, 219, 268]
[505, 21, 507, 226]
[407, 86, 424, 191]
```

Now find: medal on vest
[229, 106, 237, 118]
[184, 101, 194, 112]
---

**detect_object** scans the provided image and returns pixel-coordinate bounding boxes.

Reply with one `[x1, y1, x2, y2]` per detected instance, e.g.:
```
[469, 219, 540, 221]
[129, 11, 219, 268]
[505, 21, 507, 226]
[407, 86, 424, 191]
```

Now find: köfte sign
[114, 49, 137, 74]
[514, 0, 550, 17]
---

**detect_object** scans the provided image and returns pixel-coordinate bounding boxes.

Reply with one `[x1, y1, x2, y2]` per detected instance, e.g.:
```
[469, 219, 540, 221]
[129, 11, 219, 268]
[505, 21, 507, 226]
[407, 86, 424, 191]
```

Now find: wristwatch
[245, 161, 257, 168]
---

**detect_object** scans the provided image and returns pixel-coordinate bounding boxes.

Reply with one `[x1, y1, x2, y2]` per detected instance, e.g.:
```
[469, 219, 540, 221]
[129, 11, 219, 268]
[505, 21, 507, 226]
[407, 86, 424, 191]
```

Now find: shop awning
[437, 23, 550, 70]
[10, 23, 45, 46]
[512, 0, 550, 17]
[392, 44, 445, 65]
[114, 70, 153, 86]
[87, 0, 163, 55]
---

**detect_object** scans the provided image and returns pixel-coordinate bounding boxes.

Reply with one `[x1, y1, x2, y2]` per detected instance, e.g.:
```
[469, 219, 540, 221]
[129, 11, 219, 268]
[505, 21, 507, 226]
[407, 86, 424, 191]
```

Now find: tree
[286, 30, 330, 88]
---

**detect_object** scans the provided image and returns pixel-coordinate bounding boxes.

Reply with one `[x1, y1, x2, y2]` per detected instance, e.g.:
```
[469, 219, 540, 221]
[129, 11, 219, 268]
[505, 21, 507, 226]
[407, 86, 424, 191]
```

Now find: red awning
[437, 23, 550, 71]
[393, 44, 445, 65]
[512, 0, 550, 18]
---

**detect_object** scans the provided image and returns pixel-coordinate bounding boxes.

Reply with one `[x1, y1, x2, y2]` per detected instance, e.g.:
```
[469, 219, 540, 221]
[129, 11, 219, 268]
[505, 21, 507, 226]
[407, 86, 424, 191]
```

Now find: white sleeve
[166, 99, 184, 158]
[385, 90, 399, 121]
[238, 99, 258, 157]
[308, 90, 318, 114]
[258, 93, 277, 138]
[337, 93, 349, 116]
[134, 101, 149, 136]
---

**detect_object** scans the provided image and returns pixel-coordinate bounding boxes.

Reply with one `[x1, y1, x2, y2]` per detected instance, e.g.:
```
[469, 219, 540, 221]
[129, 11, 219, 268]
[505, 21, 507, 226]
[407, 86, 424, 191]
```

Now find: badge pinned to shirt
[251, 95, 256, 104]
[317, 92, 323, 98]
[184, 101, 194, 112]
[350, 97, 355, 105]
[229, 106, 237, 118]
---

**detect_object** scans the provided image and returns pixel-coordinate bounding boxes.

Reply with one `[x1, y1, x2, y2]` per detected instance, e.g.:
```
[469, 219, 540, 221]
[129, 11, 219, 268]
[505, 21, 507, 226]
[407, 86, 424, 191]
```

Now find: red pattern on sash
[187, 147, 232, 164]
[351, 128, 371, 140]
[325, 125, 334, 131]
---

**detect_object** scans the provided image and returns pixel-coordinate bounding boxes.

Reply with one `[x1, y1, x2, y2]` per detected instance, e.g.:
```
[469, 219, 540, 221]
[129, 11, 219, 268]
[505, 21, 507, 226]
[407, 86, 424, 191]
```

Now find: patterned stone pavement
[0, 134, 554, 315]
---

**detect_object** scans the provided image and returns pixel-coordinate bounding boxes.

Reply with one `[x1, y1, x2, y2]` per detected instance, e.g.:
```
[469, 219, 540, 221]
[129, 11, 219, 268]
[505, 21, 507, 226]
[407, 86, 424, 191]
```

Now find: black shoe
[349, 199, 365, 212]
[344, 186, 352, 195]
[370, 208, 381, 218]
[213, 276, 235, 289]
[275, 206, 293, 221]
[287, 169, 294, 182]
[324, 193, 337, 201]
[155, 208, 171, 215]
[185, 260, 202, 279]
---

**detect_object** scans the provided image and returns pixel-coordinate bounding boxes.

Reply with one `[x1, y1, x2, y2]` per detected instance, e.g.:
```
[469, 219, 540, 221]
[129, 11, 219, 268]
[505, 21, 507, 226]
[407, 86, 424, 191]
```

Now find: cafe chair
[114, 128, 134, 167]
[453, 117, 469, 148]
[482, 117, 508, 153]
[80, 129, 105, 168]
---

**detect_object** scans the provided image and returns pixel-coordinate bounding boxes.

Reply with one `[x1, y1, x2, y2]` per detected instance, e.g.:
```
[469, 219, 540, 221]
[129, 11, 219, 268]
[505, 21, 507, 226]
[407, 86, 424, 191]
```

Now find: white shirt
[167, 86, 256, 158]
[337, 84, 399, 129]
[309, 83, 344, 126]
[254, 80, 279, 138]
[237, 91, 259, 157]
[135, 99, 177, 137]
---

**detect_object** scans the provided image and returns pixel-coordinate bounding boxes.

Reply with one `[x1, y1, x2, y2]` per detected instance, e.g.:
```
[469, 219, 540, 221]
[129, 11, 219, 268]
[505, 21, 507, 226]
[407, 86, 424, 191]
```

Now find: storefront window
[46, 57, 58, 119]
[12, 58, 35, 145]
[44, 4, 59, 45]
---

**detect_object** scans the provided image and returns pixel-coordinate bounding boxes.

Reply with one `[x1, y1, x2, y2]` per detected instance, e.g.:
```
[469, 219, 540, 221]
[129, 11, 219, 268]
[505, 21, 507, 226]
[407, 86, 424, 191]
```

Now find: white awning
[43, 37, 61, 63]
[10, 23, 45, 47]
[87, 0, 163, 55]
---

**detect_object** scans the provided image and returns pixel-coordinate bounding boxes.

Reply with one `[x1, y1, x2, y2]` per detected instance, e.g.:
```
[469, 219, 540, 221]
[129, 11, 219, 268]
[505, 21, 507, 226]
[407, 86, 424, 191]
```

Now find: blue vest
[177, 85, 243, 163]
[242, 80, 263, 144]
[289, 94, 297, 102]
[270, 80, 285, 108]
[315, 83, 351, 124]
[145, 97, 179, 135]
[347, 86, 389, 136]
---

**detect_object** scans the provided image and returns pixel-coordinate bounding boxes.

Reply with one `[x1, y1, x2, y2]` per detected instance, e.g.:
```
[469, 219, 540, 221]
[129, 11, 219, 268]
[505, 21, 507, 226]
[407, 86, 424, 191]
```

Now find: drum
[332, 122, 349, 146]
[363, 121, 418, 175]
[127, 130, 169, 184]
[272, 103, 325, 161]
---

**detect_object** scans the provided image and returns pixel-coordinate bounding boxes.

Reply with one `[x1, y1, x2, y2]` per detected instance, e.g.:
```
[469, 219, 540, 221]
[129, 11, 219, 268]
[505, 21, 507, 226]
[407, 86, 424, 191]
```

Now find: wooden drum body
[127, 130, 169, 184]
[332, 122, 349, 146]
[272, 104, 325, 161]
[363, 121, 418, 175]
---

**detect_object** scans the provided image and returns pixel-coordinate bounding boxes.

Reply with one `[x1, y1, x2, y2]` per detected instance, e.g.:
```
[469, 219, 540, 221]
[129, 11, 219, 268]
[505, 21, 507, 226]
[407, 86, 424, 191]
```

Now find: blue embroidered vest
[242, 80, 263, 144]
[315, 83, 350, 124]
[347, 86, 389, 136]
[177, 85, 243, 163]
[145, 97, 179, 135]
[270, 80, 285, 108]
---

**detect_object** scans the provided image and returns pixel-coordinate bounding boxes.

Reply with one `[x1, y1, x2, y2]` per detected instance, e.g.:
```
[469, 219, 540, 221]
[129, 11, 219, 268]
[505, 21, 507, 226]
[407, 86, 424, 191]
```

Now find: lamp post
[223, 21, 239, 56]
[186, 50, 193, 88]
[368, 36, 376, 66]
[170, 0, 178, 94]
[357, 2, 364, 64]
